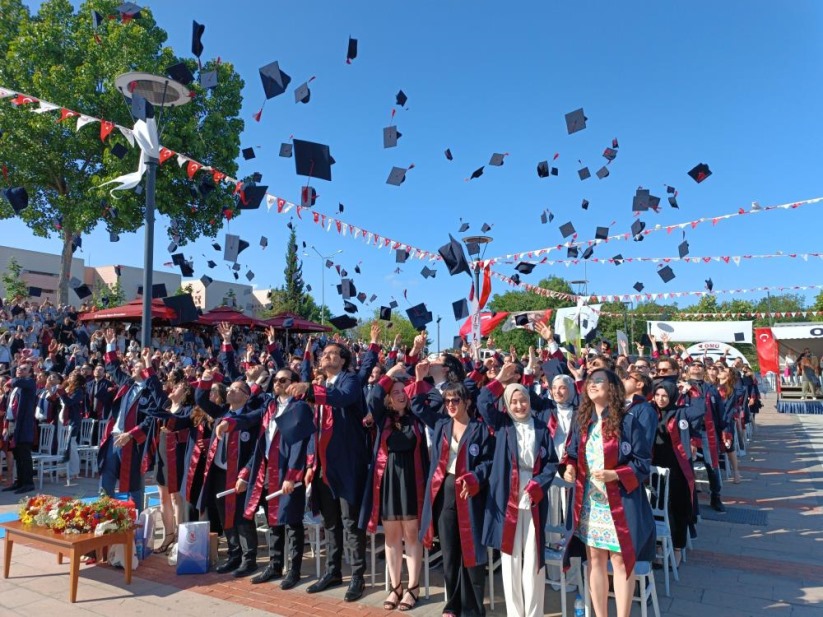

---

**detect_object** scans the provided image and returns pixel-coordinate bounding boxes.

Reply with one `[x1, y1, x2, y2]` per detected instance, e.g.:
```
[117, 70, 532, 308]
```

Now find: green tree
[813, 290, 823, 312]
[0, 0, 244, 304]
[90, 277, 125, 309]
[1, 256, 28, 300]
[355, 310, 422, 349]
[262, 229, 328, 321]
[173, 283, 193, 296]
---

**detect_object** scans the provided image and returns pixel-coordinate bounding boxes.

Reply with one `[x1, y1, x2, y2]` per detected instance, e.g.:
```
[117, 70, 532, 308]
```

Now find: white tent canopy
[647, 320, 752, 344]
[683, 342, 750, 365]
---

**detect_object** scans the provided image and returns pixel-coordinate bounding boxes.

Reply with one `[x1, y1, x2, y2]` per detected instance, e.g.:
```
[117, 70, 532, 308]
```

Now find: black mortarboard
[438, 235, 471, 277]
[259, 236, 268, 249]
[168, 240, 178, 253]
[469, 166, 484, 180]
[481, 223, 492, 233]
[239, 185, 267, 210]
[343, 300, 358, 314]
[246, 270, 254, 281]
[678, 240, 689, 258]
[279, 143, 293, 158]
[386, 166, 410, 186]
[232, 272, 239, 280]
[199, 70, 218, 89]
[658, 266, 675, 283]
[734, 332, 745, 342]
[354, 264, 361, 274]
[489, 153, 506, 166]
[294, 81, 311, 104]
[613, 254, 624, 265]
[28, 286, 41, 297]
[389, 300, 399, 309]
[559, 222, 576, 238]
[92, 10, 103, 29]
[466, 242, 480, 256]
[200, 274, 213, 287]
[511, 273, 521, 285]
[232, 262, 241, 271]
[114, 265, 122, 277]
[166, 62, 194, 86]
[207, 260, 216, 268]
[602, 147, 617, 162]
[582, 199, 590, 210]
[116, 3, 142, 17]
[541, 360, 565, 380]
[242, 147, 255, 160]
[536, 161, 550, 178]
[633, 282, 644, 292]
[293, 139, 333, 181]
[197, 177, 216, 197]
[392, 248, 407, 264]
[452, 336, 464, 350]
[445, 148, 453, 161]
[325, 259, 334, 269]
[406, 303, 433, 330]
[578, 167, 591, 180]
[668, 195, 679, 208]
[163, 294, 198, 325]
[395, 90, 407, 107]
[633, 188, 650, 212]
[705, 278, 714, 292]
[515, 262, 535, 275]
[452, 298, 469, 320]
[111, 143, 128, 159]
[565, 108, 587, 134]
[130, 92, 153, 121]
[383, 126, 401, 148]
[595, 226, 609, 240]
[421, 266, 436, 279]
[582, 246, 594, 260]
[192, 20, 205, 57]
[379, 306, 392, 320]
[340, 278, 356, 299]
[356, 292, 367, 304]
[459, 222, 470, 233]
[329, 314, 358, 330]
[72, 236, 83, 253]
[639, 333, 652, 348]
[596, 166, 609, 179]
[109, 231, 120, 242]
[346, 36, 358, 63]
[567, 246, 579, 259]
[69, 276, 82, 289]
[3, 187, 29, 214]
[224, 233, 248, 262]
[275, 404, 316, 445]
[212, 242, 221, 251]
[73, 284, 92, 299]
[540, 211, 548, 224]
[631, 220, 646, 240]
[259, 61, 292, 99]
[171, 252, 185, 266]
[369, 294, 377, 302]
[688, 163, 712, 183]
[300, 186, 317, 207]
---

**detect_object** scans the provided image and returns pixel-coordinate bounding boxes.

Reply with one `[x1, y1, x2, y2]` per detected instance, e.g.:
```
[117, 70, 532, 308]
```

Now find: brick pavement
[1, 392, 822, 616]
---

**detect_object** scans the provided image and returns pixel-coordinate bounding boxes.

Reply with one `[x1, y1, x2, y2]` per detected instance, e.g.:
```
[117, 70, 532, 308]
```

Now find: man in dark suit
[2, 362, 37, 494]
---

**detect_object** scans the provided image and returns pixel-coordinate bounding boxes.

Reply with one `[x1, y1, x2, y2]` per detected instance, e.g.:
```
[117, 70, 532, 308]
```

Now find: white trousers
[501, 505, 545, 617]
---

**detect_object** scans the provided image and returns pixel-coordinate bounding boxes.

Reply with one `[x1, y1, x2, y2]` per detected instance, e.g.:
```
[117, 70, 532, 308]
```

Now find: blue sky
[8, 0, 823, 335]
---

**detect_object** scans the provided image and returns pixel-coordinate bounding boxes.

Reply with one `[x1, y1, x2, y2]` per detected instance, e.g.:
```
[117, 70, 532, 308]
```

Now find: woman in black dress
[362, 363, 429, 611]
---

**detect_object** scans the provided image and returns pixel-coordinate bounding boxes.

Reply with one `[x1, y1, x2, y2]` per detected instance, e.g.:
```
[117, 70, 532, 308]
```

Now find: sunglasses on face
[444, 397, 463, 406]
[588, 377, 607, 385]
[275, 377, 292, 384]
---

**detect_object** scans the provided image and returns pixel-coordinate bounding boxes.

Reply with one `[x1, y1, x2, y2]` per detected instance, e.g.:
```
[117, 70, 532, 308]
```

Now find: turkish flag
[459, 311, 509, 338]
[755, 327, 779, 374]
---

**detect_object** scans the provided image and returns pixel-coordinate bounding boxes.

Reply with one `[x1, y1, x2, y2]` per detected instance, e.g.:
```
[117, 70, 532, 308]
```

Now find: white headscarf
[503, 383, 535, 469]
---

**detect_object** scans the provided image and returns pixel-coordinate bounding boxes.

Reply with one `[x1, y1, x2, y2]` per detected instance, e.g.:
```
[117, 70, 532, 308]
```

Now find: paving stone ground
[1, 392, 821, 616]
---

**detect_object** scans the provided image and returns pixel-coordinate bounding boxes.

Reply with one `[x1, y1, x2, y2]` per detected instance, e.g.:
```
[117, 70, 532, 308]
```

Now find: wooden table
[1, 520, 133, 603]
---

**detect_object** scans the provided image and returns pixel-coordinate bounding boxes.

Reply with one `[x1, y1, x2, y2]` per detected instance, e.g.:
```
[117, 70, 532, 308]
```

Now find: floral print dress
[575, 417, 620, 552]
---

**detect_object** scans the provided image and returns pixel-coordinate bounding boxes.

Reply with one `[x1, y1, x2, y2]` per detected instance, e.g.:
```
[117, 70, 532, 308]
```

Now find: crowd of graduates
[0, 296, 761, 617]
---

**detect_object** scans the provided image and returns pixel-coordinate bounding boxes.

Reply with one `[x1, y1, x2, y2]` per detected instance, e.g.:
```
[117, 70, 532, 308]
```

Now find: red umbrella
[458, 311, 509, 338]
[79, 298, 177, 322]
[264, 312, 332, 333]
[198, 306, 268, 328]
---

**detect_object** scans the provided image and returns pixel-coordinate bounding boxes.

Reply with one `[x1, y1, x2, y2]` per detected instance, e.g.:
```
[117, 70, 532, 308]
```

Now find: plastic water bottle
[574, 593, 585, 617]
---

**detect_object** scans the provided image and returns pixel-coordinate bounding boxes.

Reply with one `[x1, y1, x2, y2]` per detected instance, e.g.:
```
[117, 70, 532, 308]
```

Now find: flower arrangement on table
[18, 493, 136, 534]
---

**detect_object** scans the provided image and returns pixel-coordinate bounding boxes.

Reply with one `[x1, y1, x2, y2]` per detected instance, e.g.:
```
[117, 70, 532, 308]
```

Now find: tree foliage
[355, 310, 423, 349]
[1, 256, 28, 300]
[0, 0, 245, 303]
[90, 277, 125, 310]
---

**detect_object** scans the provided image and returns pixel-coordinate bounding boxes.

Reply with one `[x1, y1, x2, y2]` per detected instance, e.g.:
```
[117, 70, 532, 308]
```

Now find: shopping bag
[176, 521, 209, 575]
[134, 507, 159, 561]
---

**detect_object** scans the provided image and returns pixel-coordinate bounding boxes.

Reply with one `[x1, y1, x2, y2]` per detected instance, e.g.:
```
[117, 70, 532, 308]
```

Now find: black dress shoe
[233, 561, 259, 578]
[251, 561, 282, 584]
[215, 557, 242, 574]
[14, 484, 35, 495]
[280, 570, 301, 590]
[306, 571, 343, 593]
[2, 483, 21, 492]
[711, 497, 727, 513]
[344, 574, 365, 602]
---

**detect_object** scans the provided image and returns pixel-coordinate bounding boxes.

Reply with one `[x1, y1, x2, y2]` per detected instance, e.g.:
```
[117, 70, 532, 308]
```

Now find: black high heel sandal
[154, 532, 177, 554]
[384, 583, 403, 610]
[399, 584, 419, 611]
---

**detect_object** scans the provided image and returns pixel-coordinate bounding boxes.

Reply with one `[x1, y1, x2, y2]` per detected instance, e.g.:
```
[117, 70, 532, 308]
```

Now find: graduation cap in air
[294, 81, 311, 104]
[354, 264, 361, 275]
[421, 266, 436, 279]
[452, 298, 469, 320]
[559, 221, 576, 238]
[116, 2, 142, 18]
[511, 273, 521, 285]
[259, 236, 268, 249]
[537, 161, 550, 178]
[224, 233, 249, 262]
[389, 300, 399, 309]
[72, 236, 83, 253]
[356, 292, 367, 304]
[631, 220, 646, 241]
[489, 153, 506, 166]
[28, 286, 41, 298]
[612, 254, 624, 265]
[137, 283, 167, 298]
[130, 92, 153, 121]
[394, 248, 409, 264]
[73, 284, 92, 299]
[633, 189, 650, 212]
[114, 265, 122, 277]
[301, 186, 317, 207]
[246, 270, 255, 282]
[276, 143, 293, 158]
[379, 306, 392, 321]
[633, 282, 645, 293]
[578, 167, 591, 180]
[163, 294, 198, 325]
[459, 222, 470, 233]
[481, 223, 492, 233]
[259, 61, 292, 99]
[383, 126, 401, 148]
[92, 9, 103, 30]
[688, 163, 712, 183]
[564, 108, 587, 134]
[168, 240, 179, 253]
[581, 199, 590, 210]
[275, 404, 316, 445]
[192, 20, 205, 57]
[452, 335, 464, 350]
[69, 276, 82, 289]
[658, 266, 675, 283]
[406, 302, 433, 330]
[109, 231, 120, 242]
[293, 139, 333, 181]
[239, 185, 268, 210]
[705, 278, 714, 292]
[395, 90, 408, 107]
[200, 274, 213, 287]
[212, 242, 221, 251]
[386, 165, 412, 186]
[329, 314, 358, 330]
[346, 36, 358, 63]
[171, 252, 186, 267]
[678, 241, 689, 258]
[166, 62, 194, 86]
[340, 278, 356, 299]
[438, 235, 471, 277]
[668, 195, 679, 209]
[200, 70, 218, 90]
[595, 226, 609, 240]
[242, 147, 255, 160]
[3, 187, 29, 214]
[540, 211, 549, 224]
[734, 332, 745, 343]
[469, 166, 484, 180]
[582, 246, 594, 260]
[595, 166, 609, 180]
[567, 246, 579, 259]
[232, 262, 241, 271]
[445, 148, 453, 161]
[306, 284, 312, 292]
[602, 147, 617, 162]
[111, 143, 128, 159]
[515, 262, 535, 275]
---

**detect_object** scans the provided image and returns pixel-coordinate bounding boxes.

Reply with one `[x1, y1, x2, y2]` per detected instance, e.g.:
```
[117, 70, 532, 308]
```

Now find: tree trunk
[59, 227, 74, 306]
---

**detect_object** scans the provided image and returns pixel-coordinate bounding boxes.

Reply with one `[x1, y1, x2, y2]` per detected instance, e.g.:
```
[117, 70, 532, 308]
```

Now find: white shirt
[5, 387, 19, 421]
[266, 397, 290, 458]
[113, 382, 142, 436]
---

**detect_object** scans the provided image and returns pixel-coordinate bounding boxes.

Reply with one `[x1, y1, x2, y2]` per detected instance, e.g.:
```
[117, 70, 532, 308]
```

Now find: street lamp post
[436, 316, 442, 353]
[306, 246, 343, 325]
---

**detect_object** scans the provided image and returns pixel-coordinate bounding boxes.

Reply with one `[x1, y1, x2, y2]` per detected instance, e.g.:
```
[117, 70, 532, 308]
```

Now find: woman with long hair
[56, 371, 84, 479]
[411, 361, 494, 617]
[560, 369, 656, 617]
[362, 363, 429, 611]
[716, 365, 743, 484]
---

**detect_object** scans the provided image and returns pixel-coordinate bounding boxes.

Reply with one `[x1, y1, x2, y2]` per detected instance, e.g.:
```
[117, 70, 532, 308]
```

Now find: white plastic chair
[544, 481, 578, 617]
[646, 466, 679, 596]
[37, 424, 72, 488]
[76, 419, 98, 477]
[584, 559, 661, 617]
